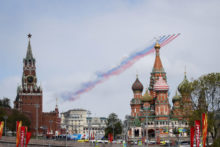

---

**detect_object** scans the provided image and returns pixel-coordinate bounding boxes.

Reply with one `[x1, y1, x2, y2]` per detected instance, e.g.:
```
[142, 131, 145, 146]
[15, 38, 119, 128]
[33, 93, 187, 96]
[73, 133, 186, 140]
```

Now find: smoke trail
[61, 34, 180, 101]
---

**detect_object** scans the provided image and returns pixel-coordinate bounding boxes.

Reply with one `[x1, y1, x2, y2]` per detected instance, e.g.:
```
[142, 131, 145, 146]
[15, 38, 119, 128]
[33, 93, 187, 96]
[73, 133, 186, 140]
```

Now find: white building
[84, 117, 107, 139]
[61, 109, 107, 138]
[61, 109, 87, 134]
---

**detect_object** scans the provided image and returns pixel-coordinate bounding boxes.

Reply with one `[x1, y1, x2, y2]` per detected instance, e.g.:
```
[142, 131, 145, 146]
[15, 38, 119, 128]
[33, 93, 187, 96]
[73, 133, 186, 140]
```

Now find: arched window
[134, 129, 139, 137]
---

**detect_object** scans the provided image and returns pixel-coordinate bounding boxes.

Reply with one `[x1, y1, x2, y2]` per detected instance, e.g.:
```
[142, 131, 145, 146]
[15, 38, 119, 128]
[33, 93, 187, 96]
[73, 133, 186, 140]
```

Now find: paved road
[0, 136, 176, 147]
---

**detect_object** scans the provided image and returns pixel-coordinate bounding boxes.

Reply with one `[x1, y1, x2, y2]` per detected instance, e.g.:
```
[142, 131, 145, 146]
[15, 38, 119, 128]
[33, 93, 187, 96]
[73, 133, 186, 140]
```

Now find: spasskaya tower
[14, 34, 43, 133]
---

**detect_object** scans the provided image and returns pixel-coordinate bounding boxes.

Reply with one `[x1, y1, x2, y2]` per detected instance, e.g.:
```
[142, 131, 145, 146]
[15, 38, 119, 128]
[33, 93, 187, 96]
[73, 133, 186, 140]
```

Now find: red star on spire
[27, 33, 32, 38]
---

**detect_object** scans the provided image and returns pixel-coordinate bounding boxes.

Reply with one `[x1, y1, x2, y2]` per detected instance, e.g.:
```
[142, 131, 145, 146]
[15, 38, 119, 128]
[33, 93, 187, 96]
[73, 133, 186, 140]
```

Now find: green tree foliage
[0, 98, 31, 134]
[189, 73, 220, 144]
[211, 137, 220, 147]
[191, 73, 220, 111]
[0, 108, 7, 121]
[7, 110, 31, 132]
[0, 97, 11, 108]
[104, 113, 122, 139]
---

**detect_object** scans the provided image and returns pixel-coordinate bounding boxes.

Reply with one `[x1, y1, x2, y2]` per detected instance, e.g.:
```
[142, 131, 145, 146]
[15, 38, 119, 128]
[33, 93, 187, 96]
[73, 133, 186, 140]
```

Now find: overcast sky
[0, 0, 219, 119]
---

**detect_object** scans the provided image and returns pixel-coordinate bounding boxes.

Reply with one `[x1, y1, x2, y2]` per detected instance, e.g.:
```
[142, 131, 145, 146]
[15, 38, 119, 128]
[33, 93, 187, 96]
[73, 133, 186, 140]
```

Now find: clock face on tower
[27, 76, 34, 84]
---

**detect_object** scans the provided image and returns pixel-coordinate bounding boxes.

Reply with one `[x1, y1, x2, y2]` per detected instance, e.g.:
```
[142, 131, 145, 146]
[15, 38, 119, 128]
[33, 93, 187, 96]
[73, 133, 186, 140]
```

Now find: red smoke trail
[62, 34, 180, 101]
[161, 33, 180, 47]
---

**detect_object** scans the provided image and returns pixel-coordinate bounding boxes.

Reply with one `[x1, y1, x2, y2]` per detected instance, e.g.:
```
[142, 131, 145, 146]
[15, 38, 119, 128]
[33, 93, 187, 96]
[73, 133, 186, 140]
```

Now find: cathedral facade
[14, 34, 60, 136]
[128, 42, 193, 142]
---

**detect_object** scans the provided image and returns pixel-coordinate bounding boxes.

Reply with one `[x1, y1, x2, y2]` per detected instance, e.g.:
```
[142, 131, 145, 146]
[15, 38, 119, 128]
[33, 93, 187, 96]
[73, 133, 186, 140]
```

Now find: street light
[168, 115, 170, 147]
[146, 115, 148, 147]
[112, 123, 115, 141]
[35, 104, 40, 139]
[65, 130, 68, 147]
[172, 122, 180, 147]
[110, 121, 117, 141]
[3, 116, 8, 136]
[124, 115, 130, 143]
[49, 120, 53, 136]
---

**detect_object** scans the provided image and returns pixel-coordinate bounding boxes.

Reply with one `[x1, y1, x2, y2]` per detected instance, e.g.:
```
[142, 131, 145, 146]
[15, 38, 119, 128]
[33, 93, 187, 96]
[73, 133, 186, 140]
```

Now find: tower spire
[152, 41, 164, 73]
[56, 98, 58, 108]
[26, 33, 34, 60]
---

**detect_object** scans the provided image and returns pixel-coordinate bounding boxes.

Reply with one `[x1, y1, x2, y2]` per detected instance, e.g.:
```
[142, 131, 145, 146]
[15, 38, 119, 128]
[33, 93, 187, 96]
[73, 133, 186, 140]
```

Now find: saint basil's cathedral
[128, 42, 193, 141]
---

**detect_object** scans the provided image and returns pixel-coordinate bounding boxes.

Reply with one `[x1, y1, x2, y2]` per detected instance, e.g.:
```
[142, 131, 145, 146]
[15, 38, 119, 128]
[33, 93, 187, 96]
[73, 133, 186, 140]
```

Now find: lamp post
[112, 124, 115, 141]
[168, 115, 170, 147]
[35, 104, 40, 139]
[49, 120, 53, 136]
[172, 122, 179, 147]
[3, 116, 8, 136]
[124, 115, 130, 144]
[65, 130, 68, 147]
[146, 115, 148, 147]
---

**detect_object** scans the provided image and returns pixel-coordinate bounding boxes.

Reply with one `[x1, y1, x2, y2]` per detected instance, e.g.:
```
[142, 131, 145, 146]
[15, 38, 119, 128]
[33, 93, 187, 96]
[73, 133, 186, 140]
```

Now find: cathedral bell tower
[14, 34, 43, 134]
[149, 42, 167, 96]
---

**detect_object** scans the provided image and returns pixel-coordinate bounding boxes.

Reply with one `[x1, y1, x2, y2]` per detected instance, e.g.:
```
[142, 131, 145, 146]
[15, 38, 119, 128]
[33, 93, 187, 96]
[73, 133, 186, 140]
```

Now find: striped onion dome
[132, 76, 143, 93]
[154, 76, 169, 91]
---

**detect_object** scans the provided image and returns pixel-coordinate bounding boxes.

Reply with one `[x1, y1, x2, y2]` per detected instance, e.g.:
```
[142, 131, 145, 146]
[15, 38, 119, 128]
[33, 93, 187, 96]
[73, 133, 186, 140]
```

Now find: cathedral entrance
[134, 129, 139, 137]
[148, 129, 155, 138]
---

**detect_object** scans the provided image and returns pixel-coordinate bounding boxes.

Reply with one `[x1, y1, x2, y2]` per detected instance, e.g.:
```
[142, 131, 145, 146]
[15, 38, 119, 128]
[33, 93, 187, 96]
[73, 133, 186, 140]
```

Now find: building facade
[127, 42, 193, 142]
[14, 34, 60, 136]
[61, 109, 106, 139]
[61, 109, 88, 134]
[84, 117, 106, 139]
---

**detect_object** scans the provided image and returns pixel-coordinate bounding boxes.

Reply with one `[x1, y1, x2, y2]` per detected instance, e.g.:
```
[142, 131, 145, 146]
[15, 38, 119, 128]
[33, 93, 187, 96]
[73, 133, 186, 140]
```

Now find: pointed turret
[149, 41, 166, 93]
[152, 42, 164, 73]
[25, 34, 35, 60]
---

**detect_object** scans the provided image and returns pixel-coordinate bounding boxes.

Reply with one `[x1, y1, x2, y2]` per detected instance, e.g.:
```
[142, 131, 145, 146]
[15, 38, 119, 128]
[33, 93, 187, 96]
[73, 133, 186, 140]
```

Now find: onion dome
[154, 41, 161, 49]
[154, 76, 169, 91]
[172, 90, 181, 103]
[141, 90, 153, 102]
[132, 75, 143, 93]
[178, 73, 192, 94]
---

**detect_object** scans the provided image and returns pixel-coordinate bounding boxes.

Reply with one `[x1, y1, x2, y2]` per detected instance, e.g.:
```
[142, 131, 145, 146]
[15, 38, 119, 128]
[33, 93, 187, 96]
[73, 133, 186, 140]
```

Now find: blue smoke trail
[61, 34, 179, 101]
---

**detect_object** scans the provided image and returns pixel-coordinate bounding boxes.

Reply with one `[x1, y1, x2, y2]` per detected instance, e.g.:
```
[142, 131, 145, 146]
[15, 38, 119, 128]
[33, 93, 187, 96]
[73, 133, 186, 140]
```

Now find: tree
[189, 73, 220, 144]
[7, 109, 31, 133]
[0, 97, 11, 108]
[0, 107, 30, 135]
[0, 108, 7, 121]
[104, 113, 122, 139]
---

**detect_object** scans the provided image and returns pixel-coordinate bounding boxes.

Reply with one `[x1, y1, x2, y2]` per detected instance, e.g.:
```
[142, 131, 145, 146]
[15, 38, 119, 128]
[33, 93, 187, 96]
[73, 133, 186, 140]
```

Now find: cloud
[0, 0, 220, 119]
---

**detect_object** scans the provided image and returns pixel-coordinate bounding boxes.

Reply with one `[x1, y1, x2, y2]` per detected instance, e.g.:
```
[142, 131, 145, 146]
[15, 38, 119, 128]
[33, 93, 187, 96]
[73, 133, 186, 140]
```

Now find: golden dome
[141, 90, 153, 102]
[154, 42, 160, 49]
